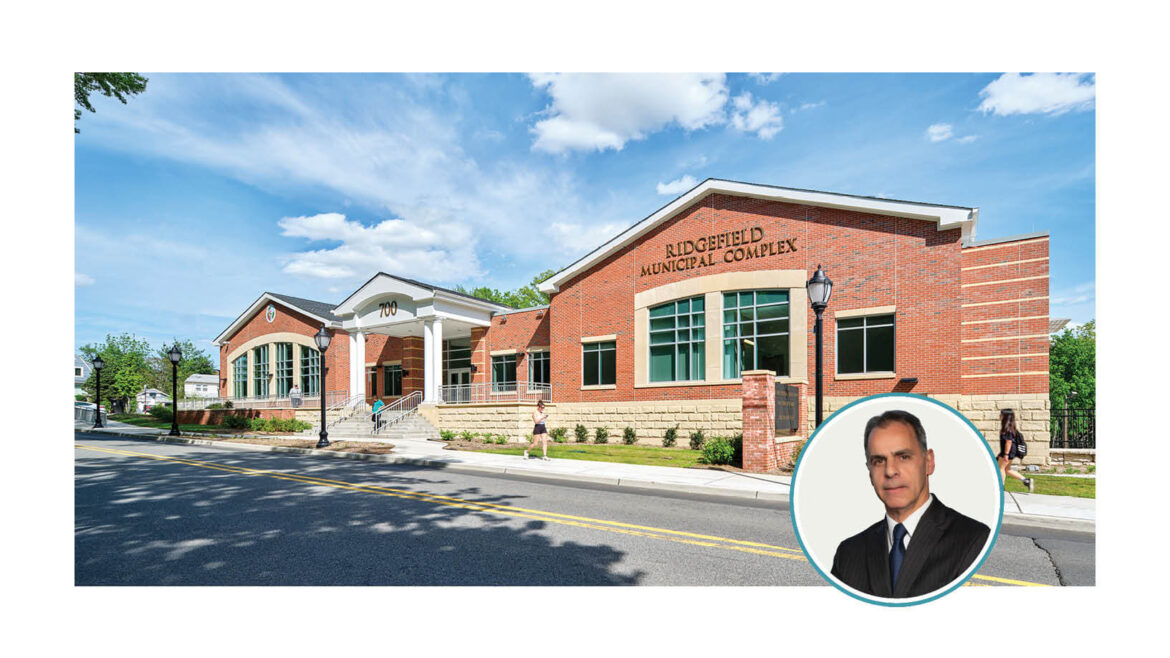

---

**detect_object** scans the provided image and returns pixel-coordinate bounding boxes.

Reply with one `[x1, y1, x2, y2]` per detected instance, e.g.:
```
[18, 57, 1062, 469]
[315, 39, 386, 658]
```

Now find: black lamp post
[807, 265, 833, 428]
[92, 355, 104, 429]
[315, 326, 332, 448]
[168, 344, 182, 436]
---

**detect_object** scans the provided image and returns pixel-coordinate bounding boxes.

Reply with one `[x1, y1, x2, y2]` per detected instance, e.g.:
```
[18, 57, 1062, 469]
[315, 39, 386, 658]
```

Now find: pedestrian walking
[524, 400, 551, 461]
[998, 409, 1034, 492]
[371, 397, 385, 431]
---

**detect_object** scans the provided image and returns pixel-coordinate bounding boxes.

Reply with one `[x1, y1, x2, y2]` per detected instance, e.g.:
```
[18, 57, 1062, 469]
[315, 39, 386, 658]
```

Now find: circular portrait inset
[791, 394, 1002, 605]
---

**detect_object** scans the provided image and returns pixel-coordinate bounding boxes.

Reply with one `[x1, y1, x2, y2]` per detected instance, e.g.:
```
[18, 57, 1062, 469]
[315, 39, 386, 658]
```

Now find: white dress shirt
[885, 494, 934, 553]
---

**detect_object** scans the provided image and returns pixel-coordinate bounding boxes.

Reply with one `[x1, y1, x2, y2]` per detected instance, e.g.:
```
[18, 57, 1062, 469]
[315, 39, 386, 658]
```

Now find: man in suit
[831, 409, 990, 599]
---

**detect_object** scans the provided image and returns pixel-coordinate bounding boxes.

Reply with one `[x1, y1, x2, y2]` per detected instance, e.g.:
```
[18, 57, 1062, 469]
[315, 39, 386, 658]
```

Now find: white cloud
[798, 101, 826, 111]
[656, 175, 699, 196]
[529, 73, 729, 153]
[547, 220, 628, 256]
[278, 212, 479, 282]
[926, 123, 954, 142]
[749, 73, 783, 84]
[75, 272, 95, 286]
[957, 135, 978, 144]
[978, 73, 1096, 116]
[729, 92, 784, 139]
[1051, 280, 1096, 306]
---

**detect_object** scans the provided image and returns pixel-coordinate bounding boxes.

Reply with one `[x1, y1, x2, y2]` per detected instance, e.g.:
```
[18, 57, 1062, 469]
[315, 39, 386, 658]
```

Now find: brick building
[211, 179, 1051, 459]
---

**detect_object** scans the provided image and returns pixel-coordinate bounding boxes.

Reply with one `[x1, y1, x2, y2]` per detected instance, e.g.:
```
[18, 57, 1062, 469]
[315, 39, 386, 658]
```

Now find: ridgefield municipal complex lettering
[640, 227, 798, 277]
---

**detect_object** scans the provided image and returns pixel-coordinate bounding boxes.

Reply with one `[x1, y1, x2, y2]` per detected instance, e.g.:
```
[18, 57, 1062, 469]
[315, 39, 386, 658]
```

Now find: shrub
[594, 427, 609, 444]
[700, 436, 735, 465]
[75, 394, 88, 401]
[148, 405, 174, 422]
[622, 426, 637, 445]
[789, 440, 806, 468]
[220, 414, 249, 430]
[730, 432, 743, 466]
[224, 400, 233, 409]
[574, 424, 589, 443]
[494, 435, 507, 444]
[663, 424, 679, 448]
[440, 430, 456, 441]
[459, 430, 474, 441]
[206, 403, 225, 410]
[689, 429, 705, 450]
[550, 427, 568, 443]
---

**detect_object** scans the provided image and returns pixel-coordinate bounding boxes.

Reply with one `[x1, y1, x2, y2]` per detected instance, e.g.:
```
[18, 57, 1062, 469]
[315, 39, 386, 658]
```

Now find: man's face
[866, 421, 935, 522]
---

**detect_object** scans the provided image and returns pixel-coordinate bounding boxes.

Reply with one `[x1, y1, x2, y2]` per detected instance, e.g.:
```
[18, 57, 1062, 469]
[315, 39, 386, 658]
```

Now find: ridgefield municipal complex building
[208, 179, 1052, 464]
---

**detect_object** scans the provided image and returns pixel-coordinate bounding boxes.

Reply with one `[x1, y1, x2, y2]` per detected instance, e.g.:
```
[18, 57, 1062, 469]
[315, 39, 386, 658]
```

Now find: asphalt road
[74, 434, 1094, 587]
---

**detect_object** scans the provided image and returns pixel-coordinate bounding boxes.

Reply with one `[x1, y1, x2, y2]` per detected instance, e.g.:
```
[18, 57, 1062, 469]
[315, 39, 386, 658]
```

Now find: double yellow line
[74, 442, 1046, 586]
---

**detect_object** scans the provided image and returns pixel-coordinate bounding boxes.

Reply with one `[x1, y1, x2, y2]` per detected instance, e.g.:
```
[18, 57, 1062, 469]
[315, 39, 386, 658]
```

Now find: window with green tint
[492, 354, 517, 392]
[723, 290, 789, 378]
[300, 346, 320, 396]
[275, 343, 294, 396]
[252, 345, 269, 397]
[383, 364, 402, 397]
[528, 351, 550, 390]
[837, 314, 895, 374]
[233, 355, 248, 398]
[367, 366, 378, 397]
[648, 296, 705, 382]
[583, 341, 616, 386]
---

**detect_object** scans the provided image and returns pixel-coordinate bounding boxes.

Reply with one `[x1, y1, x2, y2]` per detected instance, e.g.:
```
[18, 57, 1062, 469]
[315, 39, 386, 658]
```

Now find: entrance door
[445, 369, 471, 403]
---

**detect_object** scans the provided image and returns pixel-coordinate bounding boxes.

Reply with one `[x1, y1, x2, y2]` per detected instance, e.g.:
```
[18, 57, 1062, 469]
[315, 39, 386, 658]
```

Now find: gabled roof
[1049, 318, 1071, 334]
[538, 178, 979, 294]
[333, 272, 512, 315]
[185, 373, 219, 384]
[213, 292, 342, 346]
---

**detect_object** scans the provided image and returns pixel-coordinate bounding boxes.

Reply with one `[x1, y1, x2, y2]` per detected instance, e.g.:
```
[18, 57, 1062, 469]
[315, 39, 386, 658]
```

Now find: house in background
[74, 355, 92, 398]
[185, 373, 220, 398]
[136, 387, 171, 413]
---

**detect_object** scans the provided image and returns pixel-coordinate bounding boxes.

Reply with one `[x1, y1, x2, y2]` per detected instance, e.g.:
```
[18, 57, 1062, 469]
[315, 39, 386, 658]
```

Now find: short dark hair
[864, 409, 927, 456]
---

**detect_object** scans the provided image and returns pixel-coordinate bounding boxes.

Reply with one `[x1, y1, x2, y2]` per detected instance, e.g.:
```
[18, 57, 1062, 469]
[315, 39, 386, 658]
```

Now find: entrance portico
[332, 273, 510, 404]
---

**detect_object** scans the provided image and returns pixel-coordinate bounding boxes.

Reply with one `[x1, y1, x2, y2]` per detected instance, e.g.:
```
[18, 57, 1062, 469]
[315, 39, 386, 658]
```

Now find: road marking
[75, 442, 1050, 586]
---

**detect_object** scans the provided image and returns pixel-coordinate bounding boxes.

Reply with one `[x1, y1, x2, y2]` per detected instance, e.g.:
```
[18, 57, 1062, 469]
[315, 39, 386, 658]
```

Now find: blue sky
[74, 72, 1095, 355]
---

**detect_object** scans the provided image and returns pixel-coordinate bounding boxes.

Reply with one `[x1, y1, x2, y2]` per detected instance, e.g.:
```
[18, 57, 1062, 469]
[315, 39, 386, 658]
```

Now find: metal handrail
[177, 389, 349, 411]
[439, 382, 551, 405]
[372, 391, 423, 435]
[327, 394, 368, 430]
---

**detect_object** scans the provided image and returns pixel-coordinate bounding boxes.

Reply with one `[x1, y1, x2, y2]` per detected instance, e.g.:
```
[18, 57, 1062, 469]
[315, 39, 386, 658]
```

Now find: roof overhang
[333, 272, 511, 318]
[538, 179, 979, 294]
[212, 292, 342, 346]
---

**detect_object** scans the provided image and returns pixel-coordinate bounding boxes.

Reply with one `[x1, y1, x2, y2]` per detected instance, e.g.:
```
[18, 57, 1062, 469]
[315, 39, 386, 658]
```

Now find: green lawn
[108, 414, 231, 434]
[1006, 474, 1095, 499]
[458, 442, 706, 468]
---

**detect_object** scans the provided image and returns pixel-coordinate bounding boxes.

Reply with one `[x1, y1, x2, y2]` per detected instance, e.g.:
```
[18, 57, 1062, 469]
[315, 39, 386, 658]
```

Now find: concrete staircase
[303, 409, 440, 443]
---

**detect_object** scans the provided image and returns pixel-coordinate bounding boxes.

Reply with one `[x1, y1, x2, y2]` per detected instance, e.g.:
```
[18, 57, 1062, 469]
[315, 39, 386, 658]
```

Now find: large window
[275, 343, 293, 396]
[232, 355, 248, 398]
[367, 366, 378, 397]
[383, 364, 402, 397]
[253, 345, 269, 398]
[723, 290, 789, 378]
[444, 338, 471, 371]
[583, 341, 616, 387]
[528, 350, 549, 390]
[837, 314, 895, 374]
[649, 296, 705, 382]
[300, 346, 320, 396]
[492, 354, 517, 392]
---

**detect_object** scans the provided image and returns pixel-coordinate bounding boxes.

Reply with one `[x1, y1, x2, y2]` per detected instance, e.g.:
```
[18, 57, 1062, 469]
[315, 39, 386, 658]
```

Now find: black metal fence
[1050, 407, 1095, 449]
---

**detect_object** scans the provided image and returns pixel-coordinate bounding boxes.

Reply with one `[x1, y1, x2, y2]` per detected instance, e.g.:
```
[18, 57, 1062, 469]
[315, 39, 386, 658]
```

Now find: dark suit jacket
[830, 494, 990, 598]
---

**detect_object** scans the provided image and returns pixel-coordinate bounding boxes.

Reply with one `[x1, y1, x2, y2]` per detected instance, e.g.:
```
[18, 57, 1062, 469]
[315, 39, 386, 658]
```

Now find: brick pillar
[742, 370, 779, 472]
[470, 327, 488, 386]
[403, 336, 425, 397]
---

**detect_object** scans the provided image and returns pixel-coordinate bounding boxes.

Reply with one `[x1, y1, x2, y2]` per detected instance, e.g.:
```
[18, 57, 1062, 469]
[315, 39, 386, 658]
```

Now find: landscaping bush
[574, 424, 589, 443]
[220, 414, 250, 430]
[689, 429, 705, 450]
[440, 430, 456, 441]
[622, 426, 637, 445]
[700, 436, 735, 465]
[459, 430, 474, 441]
[76, 394, 88, 401]
[247, 417, 312, 433]
[550, 427, 568, 443]
[789, 440, 806, 468]
[499, 435, 509, 444]
[148, 405, 173, 422]
[731, 432, 743, 466]
[223, 400, 233, 409]
[594, 427, 609, 444]
[206, 403, 225, 410]
[663, 424, 679, 448]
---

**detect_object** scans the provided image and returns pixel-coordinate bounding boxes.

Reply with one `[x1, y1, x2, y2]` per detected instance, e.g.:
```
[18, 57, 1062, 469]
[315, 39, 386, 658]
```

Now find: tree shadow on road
[74, 436, 646, 586]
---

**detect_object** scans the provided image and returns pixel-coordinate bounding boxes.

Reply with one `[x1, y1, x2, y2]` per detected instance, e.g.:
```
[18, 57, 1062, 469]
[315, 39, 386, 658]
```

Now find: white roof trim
[212, 293, 340, 346]
[538, 179, 979, 293]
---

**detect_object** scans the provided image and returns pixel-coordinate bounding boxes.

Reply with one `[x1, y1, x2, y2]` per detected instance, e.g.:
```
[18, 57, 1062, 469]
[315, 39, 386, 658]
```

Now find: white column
[356, 331, 367, 399]
[432, 317, 444, 402]
[422, 320, 436, 403]
[349, 333, 359, 397]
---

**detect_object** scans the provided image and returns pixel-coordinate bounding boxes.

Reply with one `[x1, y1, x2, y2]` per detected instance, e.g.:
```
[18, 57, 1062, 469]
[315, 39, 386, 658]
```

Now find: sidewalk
[76, 424, 1094, 530]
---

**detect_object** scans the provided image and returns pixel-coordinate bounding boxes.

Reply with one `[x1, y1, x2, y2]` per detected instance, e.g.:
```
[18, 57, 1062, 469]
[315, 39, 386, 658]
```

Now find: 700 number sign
[378, 301, 398, 317]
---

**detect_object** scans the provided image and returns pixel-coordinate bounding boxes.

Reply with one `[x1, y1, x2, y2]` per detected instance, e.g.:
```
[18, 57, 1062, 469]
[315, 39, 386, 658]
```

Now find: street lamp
[168, 344, 182, 436]
[807, 265, 833, 428]
[92, 355, 104, 429]
[315, 326, 332, 448]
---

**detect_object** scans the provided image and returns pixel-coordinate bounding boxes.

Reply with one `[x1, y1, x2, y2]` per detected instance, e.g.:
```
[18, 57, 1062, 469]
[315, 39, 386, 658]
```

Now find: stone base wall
[806, 393, 1051, 465]
[177, 408, 299, 425]
[436, 399, 743, 443]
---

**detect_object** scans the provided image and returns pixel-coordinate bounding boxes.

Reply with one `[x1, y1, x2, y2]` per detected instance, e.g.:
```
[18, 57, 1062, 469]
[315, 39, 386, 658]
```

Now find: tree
[454, 269, 558, 309]
[146, 339, 218, 399]
[1049, 320, 1095, 409]
[80, 333, 152, 413]
[74, 72, 148, 133]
